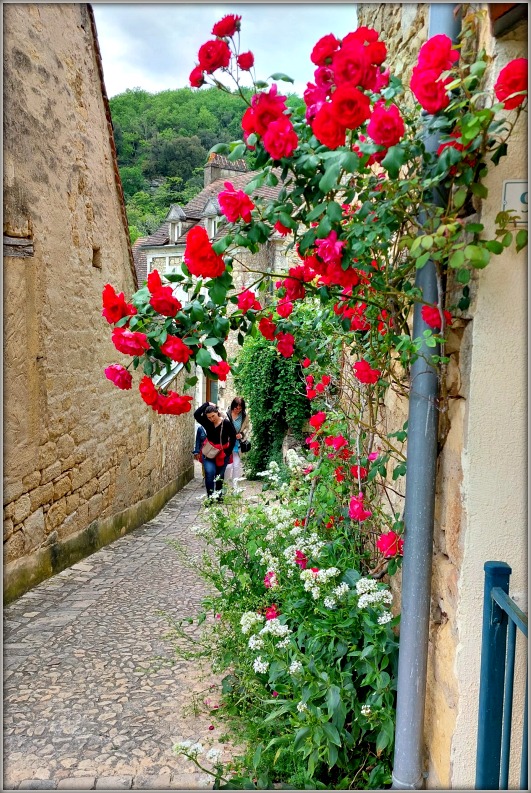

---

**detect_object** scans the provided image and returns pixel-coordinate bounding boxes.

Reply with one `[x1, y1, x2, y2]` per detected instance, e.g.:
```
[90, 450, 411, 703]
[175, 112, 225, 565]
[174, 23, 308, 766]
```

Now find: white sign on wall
[501, 180, 528, 226]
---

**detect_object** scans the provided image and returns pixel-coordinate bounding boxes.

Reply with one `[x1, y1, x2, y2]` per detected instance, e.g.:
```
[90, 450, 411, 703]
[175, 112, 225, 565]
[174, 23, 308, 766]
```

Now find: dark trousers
[203, 457, 229, 497]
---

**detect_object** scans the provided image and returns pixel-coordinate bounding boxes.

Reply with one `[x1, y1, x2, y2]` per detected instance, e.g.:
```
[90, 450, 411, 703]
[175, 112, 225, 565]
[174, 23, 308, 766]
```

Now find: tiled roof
[184, 168, 283, 219]
[132, 236, 149, 285]
[206, 154, 247, 171]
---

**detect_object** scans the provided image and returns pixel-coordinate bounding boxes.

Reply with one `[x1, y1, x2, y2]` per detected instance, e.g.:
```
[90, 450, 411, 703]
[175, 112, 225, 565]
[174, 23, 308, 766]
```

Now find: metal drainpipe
[391, 4, 462, 790]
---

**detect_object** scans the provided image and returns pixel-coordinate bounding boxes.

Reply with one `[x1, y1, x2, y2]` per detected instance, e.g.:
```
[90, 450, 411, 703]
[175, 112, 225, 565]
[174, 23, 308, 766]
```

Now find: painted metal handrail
[475, 561, 528, 790]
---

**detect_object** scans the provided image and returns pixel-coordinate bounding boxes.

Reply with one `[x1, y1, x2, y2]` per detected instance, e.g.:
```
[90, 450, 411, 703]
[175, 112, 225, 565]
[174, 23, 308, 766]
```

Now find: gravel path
[3, 470, 243, 791]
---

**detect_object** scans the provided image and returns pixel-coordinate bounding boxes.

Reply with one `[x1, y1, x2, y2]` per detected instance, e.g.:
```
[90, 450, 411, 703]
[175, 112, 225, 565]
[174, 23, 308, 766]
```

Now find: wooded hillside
[109, 86, 303, 242]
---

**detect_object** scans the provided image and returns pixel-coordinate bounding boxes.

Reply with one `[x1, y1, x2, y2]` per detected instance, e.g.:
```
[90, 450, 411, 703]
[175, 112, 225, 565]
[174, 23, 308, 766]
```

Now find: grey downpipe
[391, 4, 462, 790]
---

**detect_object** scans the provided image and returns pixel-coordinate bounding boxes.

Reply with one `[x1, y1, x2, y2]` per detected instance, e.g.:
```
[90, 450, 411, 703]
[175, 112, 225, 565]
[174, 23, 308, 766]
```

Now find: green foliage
[170, 444, 399, 789]
[234, 334, 310, 478]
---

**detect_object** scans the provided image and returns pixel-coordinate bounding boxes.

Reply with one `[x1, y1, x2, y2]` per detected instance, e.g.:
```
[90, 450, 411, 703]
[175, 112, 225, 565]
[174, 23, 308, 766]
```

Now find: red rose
[237, 51, 254, 71]
[189, 66, 205, 88]
[238, 289, 261, 312]
[410, 66, 450, 114]
[251, 85, 288, 136]
[265, 604, 279, 620]
[212, 14, 241, 38]
[367, 101, 405, 148]
[283, 266, 307, 301]
[294, 550, 308, 569]
[104, 364, 132, 390]
[343, 27, 387, 66]
[155, 391, 193, 415]
[311, 33, 341, 66]
[353, 359, 380, 384]
[149, 289, 182, 317]
[330, 83, 371, 130]
[184, 225, 226, 279]
[274, 220, 291, 236]
[210, 360, 230, 381]
[241, 106, 258, 141]
[112, 327, 150, 357]
[139, 376, 159, 406]
[421, 304, 453, 330]
[258, 316, 277, 340]
[197, 39, 231, 74]
[417, 34, 459, 73]
[102, 284, 137, 324]
[160, 334, 191, 363]
[263, 115, 299, 160]
[276, 299, 293, 318]
[309, 411, 326, 430]
[218, 181, 255, 223]
[276, 331, 295, 358]
[311, 102, 347, 149]
[376, 530, 404, 558]
[494, 58, 528, 110]
[350, 464, 368, 479]
[332, 38, 372, 89]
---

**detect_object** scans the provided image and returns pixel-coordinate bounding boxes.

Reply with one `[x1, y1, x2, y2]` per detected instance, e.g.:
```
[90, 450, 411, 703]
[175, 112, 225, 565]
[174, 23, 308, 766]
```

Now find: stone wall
[3, 3, 194, 603]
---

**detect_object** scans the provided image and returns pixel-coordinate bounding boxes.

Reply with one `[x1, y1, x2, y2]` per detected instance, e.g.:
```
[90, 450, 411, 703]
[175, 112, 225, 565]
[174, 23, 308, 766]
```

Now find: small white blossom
[356, 577, 379, 595]
[323, 596, 337, 609]
[240, 611, 265, 634]
[333, 582, 350, 599]
[276, 637, 291, 649]
[311, 587, 320, 599]
[361, 704, 372, 717]
[378, 611, 393, 625]
[174, 740, 193, 752]
[259, 618, 291, 638]
[188, 742, 204, 757]
[253, 656, 270, 674]
[206, 748, 222, 762]
[296, 701, 308, 713]
[248, 635, 264, 650]
[289, 660, 303, 675]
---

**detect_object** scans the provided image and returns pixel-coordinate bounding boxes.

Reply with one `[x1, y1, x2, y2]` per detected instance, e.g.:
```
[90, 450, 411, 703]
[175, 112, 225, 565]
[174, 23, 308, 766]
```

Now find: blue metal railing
[476, 561, 528, 790]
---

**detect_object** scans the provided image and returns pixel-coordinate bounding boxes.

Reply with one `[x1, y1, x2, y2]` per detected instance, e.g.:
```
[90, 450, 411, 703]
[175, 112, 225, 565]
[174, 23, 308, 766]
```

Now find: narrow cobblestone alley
[3, 471, 240, 791]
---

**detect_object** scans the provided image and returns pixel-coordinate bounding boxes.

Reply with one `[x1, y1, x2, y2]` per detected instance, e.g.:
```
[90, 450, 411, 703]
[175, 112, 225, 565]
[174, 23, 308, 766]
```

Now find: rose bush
[102, 13, 527, 781]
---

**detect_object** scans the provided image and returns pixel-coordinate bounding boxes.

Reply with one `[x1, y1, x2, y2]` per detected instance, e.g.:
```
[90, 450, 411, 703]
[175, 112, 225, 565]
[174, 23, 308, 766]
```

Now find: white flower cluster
[289, 659, 303, 675]
[355, 577, 379, 595]
[259, 618, 291, 638]
[240, 611, 265, 634]
[286, 448, 306, 470]
[174, 740, 204, 757]
[296, 701, 308, 713]
[189, 524, 208, 536]
[333, 582, 350, 599]
[206, 748, 222, 762]
[248, 634, 264, 650]
[378, 611, 393, 625]
[276, 637, 291, 649]
[256, 461, 281, 483]
[323, 597, 337, 609]
[289, 524, 304, 537]
[361, 704, 372, 717]
[253, 656, 270, 674]
[255, 547, 280, 571]
[357, 589, 393, 609]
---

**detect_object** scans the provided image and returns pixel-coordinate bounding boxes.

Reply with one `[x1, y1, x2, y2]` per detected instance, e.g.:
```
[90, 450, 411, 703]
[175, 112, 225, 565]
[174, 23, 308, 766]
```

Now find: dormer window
[206, 216, 218, 239]
[164, 204, 186, 244]
[202, 197, 221, 241]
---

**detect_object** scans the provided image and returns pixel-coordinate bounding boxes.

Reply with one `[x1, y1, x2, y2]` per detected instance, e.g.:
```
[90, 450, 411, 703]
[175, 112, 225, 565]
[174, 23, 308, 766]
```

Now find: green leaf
[456, 268, 470, 284]
[208, 280, 228, 305]
[321, 723, 341, 747]
[465, 222, 484, 234]
[268, 72, 294, 83]
[184, 376, 198, 388]
[491, 142, 508, 166]
[470, 182, 488, 199]
[421, 235, 433, 250]
[340, 150, 360, 173]
[516, 229, 528, 252]
[326, 685, 341, 718]
[229, 142, 247, 161]
[326, 201, 344, 223]
[501, 231, 513, 248]
[318, 161, 341, 194]
[465, 244, 491, 269]
[484, 240, 504, 254]
[294, 726, 311, 750]
[449, 249, 465, 269]
[305, 202, 328, 222]
[415, 251, 431, 269]
[381, 144, 407, 179]
[279, 211, 297, 229]
[196, 348, 213, 368]
[454, 186, 467, 209]
[209, 142, 230, 156]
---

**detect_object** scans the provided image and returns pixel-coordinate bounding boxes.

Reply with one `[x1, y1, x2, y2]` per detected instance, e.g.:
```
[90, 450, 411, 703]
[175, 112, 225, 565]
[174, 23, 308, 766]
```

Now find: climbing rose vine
[102, 13, 527, 517]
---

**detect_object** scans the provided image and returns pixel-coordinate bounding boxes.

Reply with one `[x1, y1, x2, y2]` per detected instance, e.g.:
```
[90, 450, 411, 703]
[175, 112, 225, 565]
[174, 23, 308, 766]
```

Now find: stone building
[356, 3, 528, 788]
[3, 3, 195, 603]
[132, 154, 299, 412]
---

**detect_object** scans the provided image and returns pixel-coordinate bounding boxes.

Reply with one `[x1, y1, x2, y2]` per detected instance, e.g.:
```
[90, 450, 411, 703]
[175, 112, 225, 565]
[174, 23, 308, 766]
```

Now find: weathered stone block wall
[3, 4, 194, 602]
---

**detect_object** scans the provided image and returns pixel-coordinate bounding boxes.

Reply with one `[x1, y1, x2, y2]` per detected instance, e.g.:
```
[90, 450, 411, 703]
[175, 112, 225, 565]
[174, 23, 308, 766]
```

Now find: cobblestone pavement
[3, 470, 255, 791]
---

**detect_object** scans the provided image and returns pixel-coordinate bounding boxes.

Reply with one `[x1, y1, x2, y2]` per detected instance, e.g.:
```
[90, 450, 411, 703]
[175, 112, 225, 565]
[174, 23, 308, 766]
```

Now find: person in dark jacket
[193, 402, 236, 499]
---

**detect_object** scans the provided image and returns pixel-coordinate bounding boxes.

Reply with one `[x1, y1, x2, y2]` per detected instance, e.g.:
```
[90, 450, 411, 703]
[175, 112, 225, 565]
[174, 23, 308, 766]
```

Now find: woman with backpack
[193, 402, 236, 500]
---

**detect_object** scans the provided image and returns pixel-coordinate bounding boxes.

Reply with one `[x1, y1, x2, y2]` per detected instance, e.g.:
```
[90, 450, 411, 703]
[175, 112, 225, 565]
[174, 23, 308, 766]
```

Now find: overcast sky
[92, 2, 358, 98]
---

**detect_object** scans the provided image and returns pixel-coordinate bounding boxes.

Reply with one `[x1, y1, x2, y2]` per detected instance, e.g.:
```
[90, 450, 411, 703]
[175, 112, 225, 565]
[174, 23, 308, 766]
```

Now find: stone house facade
[3, 3, 195, 603]
[356, 3, 527, 788]
[132, 154, 300, 414]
